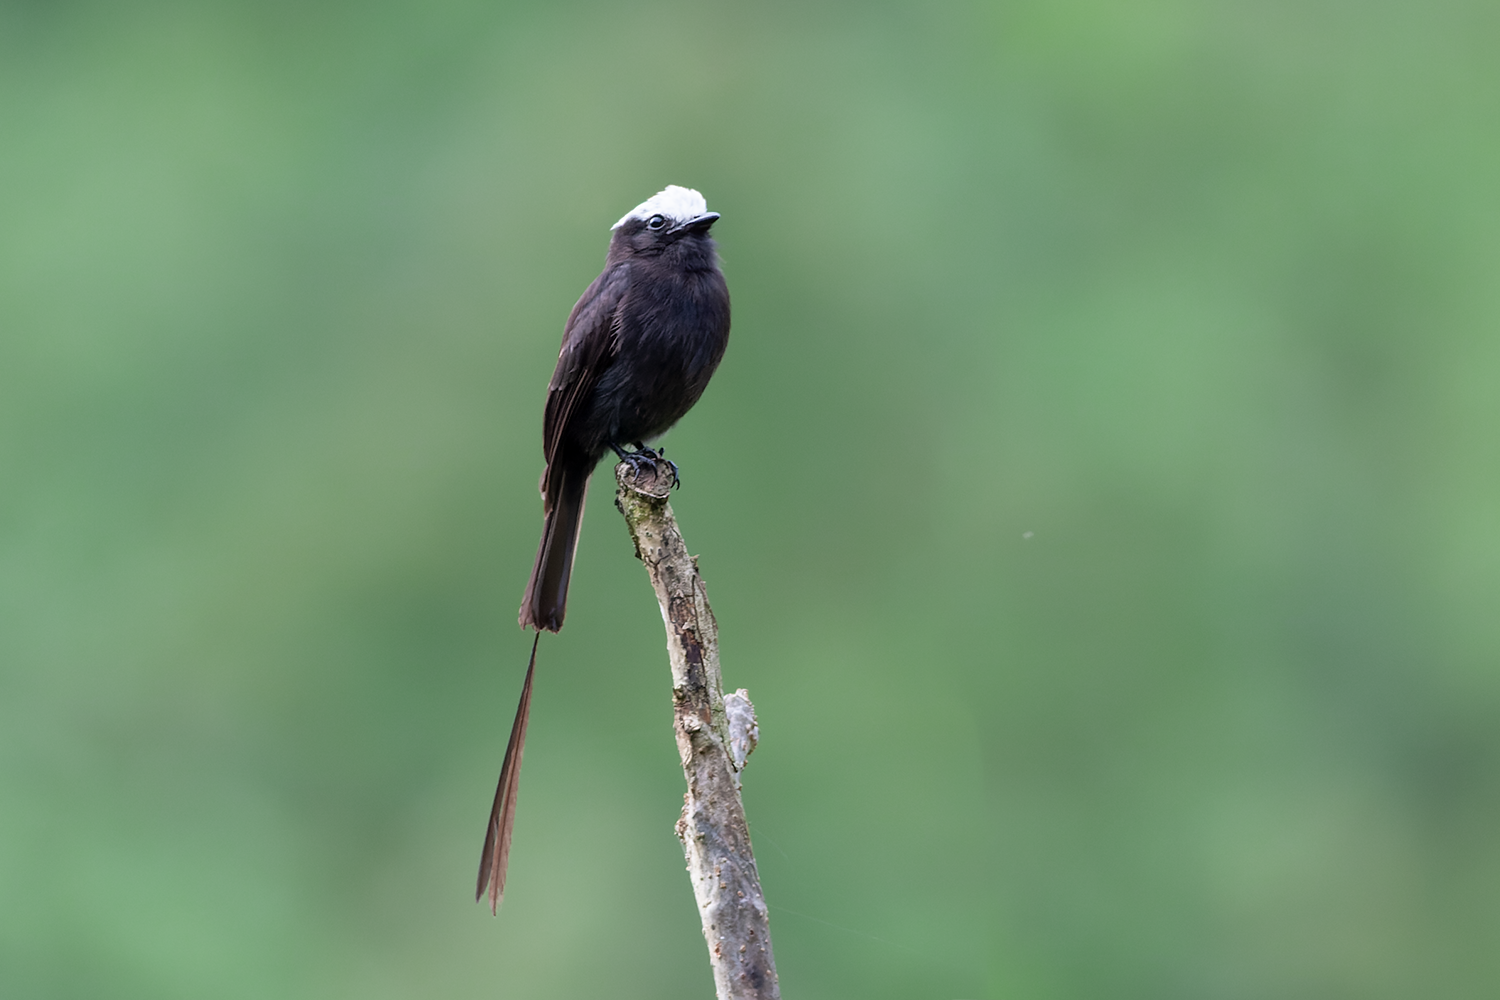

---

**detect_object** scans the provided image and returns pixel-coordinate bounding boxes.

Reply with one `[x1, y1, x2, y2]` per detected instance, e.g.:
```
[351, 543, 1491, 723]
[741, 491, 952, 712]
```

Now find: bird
[477, 185, 731, 913]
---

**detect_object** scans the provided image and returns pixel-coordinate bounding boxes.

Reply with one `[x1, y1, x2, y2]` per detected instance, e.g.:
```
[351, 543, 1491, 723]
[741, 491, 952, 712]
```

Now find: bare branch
[614, 462, 780, 1000]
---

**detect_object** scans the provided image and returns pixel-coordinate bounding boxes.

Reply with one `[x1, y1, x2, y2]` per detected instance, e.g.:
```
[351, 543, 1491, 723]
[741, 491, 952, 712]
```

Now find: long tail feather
[519, 459, 590, 632]
[476, 631, 540, 913]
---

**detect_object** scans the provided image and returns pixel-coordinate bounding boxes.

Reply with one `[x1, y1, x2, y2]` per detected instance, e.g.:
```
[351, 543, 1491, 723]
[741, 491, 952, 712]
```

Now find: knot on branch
[725, 690, 759, 774]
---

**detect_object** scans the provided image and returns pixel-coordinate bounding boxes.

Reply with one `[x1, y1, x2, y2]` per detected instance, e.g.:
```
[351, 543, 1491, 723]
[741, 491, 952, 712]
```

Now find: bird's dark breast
[573, 264, 729, 450]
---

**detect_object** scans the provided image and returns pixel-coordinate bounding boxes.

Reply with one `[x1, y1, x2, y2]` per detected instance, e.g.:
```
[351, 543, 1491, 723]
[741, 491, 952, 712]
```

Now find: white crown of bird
[613, 185, 710, 230]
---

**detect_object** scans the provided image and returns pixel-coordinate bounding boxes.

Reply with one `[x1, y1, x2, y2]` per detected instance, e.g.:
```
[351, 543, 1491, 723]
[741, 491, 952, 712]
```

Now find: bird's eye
[647, 215, 667, 230]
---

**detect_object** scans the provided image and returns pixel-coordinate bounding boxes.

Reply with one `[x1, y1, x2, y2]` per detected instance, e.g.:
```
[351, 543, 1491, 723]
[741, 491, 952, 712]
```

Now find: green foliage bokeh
[2, 1, 1498, 997]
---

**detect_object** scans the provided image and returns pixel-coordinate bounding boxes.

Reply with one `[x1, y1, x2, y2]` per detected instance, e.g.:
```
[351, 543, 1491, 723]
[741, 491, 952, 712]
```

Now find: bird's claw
[644, 446, 681, 488]
[614, 445, 680, 488]
[616, 450, 656, 481]
[659, 455, 681, 489]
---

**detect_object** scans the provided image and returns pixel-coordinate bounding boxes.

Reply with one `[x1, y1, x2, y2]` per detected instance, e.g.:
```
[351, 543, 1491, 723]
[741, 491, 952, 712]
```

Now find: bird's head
[609, 185, 720, 260]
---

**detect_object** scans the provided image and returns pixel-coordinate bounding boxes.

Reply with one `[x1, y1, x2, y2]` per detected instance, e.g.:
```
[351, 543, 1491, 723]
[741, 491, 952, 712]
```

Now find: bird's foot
[637, 444, 680, 488]
[656, 450, 680, 489]
[613, 448, 656, 481]
[612, 444, 680, 488]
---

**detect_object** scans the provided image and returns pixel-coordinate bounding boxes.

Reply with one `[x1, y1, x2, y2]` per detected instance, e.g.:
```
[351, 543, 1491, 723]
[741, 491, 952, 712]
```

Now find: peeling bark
[614, 462, 780, 1000]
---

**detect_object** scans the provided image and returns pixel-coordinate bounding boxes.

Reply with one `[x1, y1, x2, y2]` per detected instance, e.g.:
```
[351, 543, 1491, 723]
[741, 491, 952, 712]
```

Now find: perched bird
[478, 185, 731, 912]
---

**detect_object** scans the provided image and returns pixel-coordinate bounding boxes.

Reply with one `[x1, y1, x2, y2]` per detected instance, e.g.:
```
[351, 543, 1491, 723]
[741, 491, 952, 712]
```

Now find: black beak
[679, 212, 720, 233]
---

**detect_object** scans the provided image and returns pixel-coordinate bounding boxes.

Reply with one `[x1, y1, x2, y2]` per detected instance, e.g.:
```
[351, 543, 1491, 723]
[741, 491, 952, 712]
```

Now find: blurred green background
[3, 0, 1498, 996]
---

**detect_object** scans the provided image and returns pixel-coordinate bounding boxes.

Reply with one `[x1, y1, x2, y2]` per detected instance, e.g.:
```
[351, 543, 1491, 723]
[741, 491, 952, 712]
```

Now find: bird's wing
[541, 264, 627, 475]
